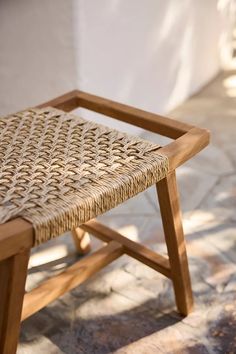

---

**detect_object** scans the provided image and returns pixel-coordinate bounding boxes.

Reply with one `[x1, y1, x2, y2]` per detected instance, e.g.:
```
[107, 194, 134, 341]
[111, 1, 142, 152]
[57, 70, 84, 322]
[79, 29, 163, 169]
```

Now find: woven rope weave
[0, 107, 169, 245]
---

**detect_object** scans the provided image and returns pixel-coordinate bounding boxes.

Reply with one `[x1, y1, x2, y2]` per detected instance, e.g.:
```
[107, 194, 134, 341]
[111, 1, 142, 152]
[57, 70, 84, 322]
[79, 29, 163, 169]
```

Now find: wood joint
[21, 241, 124, 321]
[81, 220, 171, 278]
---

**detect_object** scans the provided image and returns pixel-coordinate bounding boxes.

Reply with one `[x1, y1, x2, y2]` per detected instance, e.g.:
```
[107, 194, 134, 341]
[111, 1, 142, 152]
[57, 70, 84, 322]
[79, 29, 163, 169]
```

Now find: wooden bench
[0, 90, 209, 354]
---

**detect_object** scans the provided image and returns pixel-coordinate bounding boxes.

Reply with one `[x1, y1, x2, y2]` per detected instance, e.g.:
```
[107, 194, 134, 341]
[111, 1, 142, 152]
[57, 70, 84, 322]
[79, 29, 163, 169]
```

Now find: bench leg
[156, 171, 194, 316]
[0, 250, 30, 354]
[71, 227, 91, 255]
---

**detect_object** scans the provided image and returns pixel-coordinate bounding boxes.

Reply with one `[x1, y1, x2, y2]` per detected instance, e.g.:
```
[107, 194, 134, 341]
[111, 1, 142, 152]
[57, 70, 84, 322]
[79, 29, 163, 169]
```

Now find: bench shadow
[20, 295, 182, 354]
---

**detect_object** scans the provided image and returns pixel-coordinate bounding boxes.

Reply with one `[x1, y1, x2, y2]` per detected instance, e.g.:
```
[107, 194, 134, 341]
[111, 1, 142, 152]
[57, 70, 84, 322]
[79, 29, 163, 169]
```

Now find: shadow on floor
[20, 296, 182, 354]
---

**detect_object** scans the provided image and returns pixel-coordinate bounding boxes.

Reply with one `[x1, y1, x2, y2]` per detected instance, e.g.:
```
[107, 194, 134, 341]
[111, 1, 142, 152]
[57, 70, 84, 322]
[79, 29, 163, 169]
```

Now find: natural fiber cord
[0, 107, 169, 245]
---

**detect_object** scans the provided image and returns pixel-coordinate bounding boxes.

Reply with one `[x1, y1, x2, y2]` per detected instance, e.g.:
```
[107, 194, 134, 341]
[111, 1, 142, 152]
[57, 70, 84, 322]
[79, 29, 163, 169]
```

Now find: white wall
[0, 0, 76, 115]
[0, 0, 230, 131]
[75, 0, 222, 113]
[73, 0, 226, 131]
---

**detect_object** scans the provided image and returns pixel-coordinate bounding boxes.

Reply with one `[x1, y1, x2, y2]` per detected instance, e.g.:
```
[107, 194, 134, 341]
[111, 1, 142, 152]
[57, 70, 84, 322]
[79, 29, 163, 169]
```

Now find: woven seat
[0, 107, 169, 244]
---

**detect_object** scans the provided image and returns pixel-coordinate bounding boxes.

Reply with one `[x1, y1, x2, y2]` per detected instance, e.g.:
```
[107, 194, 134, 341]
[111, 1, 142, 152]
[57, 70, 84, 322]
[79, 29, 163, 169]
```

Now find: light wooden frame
[0, 90, 209, 353]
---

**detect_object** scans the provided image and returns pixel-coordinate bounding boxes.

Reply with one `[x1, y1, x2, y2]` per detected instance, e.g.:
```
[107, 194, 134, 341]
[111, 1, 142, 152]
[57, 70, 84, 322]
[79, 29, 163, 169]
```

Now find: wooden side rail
[75, 91, 209, 170]
[38, 90, 193, 138]
[81, 220, 171, 278]
[76, 90, 193, 138]
[159, 127, 210, 170]
[38, 90, 210, 171]
[22, 241, 124, 321]
[37, 90, 79, 112]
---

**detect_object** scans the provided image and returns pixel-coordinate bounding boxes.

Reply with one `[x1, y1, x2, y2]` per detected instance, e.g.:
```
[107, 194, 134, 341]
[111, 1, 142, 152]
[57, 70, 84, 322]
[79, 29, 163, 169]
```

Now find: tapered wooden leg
[156, 171, 194, 316]
[71, 227, 91, 255]
[0, 250, 30, 354]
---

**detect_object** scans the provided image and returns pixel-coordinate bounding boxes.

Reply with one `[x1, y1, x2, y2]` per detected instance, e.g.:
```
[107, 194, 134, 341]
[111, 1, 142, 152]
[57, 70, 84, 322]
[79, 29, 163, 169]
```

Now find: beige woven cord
[0, 107, 169, 245]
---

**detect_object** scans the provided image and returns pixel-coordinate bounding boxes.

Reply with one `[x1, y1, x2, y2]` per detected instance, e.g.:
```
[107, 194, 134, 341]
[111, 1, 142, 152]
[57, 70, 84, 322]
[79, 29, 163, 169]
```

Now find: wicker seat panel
[0, 107, 169, 244]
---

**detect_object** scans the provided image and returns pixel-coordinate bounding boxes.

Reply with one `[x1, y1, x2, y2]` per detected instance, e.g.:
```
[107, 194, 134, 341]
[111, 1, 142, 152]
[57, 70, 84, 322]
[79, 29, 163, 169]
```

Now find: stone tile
[25, 270, 50, 292]
[176, 166, 218, 213]
[72, 265, 136, 298]
[184, 145, 234, 177]
[113, 322, 211, 354]
[224, 274, 236, 293]
[144, 185, 160, 211]
[99, 214, 165, 249]
[30, 231, 76, 256]
[197, 71, 228, 98]
[124, 257, 164, 281]
[112, 283, 157, 308]
[114, 342, 165, 354]
[168, 97, 214, 125]
[207, 297, 236, 354]
[17, 336, 65, 354]
[20, 311, 59, 343]
[186, 232, 236, 293]
[50, 292, 181, 354]
[98, 215, 148, 240]
[102, 189, 157, 216]
[170, 97, 236, 126]
[76, 290, 136, 321]
[143, 166, 218, 214]
[183, 211, 223, 235]
[134, 216, 166, 247]
[202, 223, 236, 265]
[222, 142, 236, 169]
[26, 238, 80, 291]
[196, 175, 236, 223]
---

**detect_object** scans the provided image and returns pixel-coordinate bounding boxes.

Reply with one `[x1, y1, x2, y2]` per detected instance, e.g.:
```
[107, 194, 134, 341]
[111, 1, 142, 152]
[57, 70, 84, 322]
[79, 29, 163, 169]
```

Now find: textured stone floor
[18, 70, 236, 354]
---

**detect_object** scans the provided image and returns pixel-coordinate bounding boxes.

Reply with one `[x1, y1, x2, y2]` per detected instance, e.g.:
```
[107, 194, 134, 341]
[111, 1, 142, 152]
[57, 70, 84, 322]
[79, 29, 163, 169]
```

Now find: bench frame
[0, 90, 209, 353]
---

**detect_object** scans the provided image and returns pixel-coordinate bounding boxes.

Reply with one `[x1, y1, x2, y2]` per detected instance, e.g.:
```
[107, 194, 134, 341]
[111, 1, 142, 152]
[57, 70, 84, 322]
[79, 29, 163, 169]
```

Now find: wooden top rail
[37, 90, 79, 112]
[76, 90, 194, 139]
[38, 90, 194, 139]
[38, 90, 210, 171]
[159, 127, 209, 170]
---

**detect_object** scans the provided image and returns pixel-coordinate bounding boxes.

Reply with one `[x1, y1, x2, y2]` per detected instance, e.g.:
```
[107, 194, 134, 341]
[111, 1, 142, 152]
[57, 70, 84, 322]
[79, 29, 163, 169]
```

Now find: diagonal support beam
[81, 220, 171, 278]
[22, 241, 123, 321]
